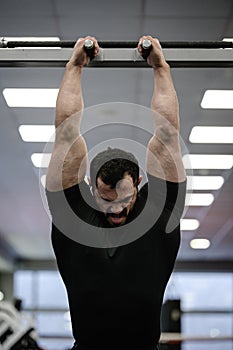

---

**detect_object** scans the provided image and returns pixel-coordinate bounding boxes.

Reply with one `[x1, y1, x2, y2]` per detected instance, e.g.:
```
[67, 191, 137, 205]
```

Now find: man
[46, 35, 186, 350]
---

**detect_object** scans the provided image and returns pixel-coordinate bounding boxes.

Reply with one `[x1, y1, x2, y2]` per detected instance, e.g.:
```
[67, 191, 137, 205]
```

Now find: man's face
[94, 174, 141, 226]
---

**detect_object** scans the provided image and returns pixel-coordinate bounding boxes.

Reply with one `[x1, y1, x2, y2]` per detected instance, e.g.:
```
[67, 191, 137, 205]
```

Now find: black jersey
[46, 174, 186, 350]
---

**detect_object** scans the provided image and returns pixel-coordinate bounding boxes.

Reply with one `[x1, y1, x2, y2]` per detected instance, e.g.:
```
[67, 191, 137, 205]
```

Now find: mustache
[106, 207, 128, 218]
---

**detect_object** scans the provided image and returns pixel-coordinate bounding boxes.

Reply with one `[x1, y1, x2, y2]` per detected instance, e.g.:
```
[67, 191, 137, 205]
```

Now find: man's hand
[138, 35, 168, 69]
[69, 36, 99, 67]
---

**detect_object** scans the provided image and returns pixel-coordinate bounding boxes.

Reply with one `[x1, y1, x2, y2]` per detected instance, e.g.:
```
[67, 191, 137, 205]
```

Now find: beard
[106, 207, 128, 226]
[106, 207, 128, 218]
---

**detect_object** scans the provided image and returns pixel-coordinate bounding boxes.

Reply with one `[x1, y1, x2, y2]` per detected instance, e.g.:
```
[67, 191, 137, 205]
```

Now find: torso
[47, 176, 185, 349]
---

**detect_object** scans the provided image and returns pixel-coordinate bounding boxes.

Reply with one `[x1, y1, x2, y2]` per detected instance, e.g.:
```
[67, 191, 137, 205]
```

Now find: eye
[122, 199, 129, 203]
[99, 197, 112, 204]
[122, 196, 132, 204]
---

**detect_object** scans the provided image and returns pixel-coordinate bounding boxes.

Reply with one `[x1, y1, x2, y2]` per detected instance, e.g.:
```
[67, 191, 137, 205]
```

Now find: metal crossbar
[0, 40, 232, 68]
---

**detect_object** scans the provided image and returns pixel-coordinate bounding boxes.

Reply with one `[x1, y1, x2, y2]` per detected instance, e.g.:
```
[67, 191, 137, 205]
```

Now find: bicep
[46, 120, 88, 192]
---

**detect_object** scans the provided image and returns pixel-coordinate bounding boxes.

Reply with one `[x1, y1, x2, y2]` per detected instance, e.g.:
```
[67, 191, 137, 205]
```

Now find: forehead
[96, 174, 135, 199]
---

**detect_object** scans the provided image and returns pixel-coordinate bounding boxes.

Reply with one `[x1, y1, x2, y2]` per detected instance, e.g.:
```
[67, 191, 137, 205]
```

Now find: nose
[109, 203, 125, 214]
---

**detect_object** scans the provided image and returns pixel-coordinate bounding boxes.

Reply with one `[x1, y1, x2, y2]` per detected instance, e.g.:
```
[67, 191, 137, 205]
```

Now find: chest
[68, 234, 165, 295]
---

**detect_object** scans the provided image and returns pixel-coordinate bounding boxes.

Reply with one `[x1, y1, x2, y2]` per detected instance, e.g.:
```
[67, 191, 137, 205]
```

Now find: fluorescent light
[19, 125, 55, 142]
[222, 39, 233, 50]
[0, 291, 4, 301]
[41, 175, 46, 188]
[183, 154, 233, 169]
[190, 238, 210, 249]
[5, 37, 60, 41]
[185, 193, 214, 206]
[189, 126, 233, 143]
[187, 176, 224, 190]
[181, 219, 200, 231]
[31, 153, 51, 168]
[201, 90, 233, 109]
[3, 88, 59, 107]
[222, 38, 233, 42]
[4, 37, 60, 49]
[64, 311, 71, 321]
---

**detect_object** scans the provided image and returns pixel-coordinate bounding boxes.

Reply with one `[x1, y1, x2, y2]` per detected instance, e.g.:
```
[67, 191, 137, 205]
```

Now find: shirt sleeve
[46, 180, 96, 224]
[146, 173, 187, 234]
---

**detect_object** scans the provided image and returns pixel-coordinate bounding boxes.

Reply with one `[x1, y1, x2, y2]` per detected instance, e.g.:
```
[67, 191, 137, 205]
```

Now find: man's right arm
[46, 36, 99, 192]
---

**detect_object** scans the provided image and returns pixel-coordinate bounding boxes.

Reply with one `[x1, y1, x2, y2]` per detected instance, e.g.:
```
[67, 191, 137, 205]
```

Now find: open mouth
[107, 209, 127, 225]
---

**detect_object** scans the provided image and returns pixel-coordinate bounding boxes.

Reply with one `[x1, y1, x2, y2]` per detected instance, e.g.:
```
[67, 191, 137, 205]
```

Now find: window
[164, 272, 233, 350]
[14, 270, 72, 350]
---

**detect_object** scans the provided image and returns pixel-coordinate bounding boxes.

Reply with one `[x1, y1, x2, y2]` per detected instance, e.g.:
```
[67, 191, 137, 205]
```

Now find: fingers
[138, 35, 161, 54]
[91, 36, 99, 57]
[83, 35, 99, 56]
[75, 36, 99, 57]
[138, 35, 166, 68]
[71, 35, 165, 68]
[70, 36, 99, 67]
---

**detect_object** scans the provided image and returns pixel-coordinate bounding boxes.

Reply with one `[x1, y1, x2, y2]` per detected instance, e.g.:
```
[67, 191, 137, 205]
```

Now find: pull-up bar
[1, 39, 233, 49]
[0, 39, 232, 68]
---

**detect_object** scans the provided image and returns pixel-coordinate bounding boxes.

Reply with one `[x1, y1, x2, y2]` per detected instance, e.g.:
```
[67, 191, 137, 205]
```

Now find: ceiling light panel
[3, 37, 60, 49]
[185, 193, 214, 206]
[181, 219, 200, 231]
[3, 89, 59, 107]
[183, 154, 233, 169]
[31, 153, 51, 168]
[19, 125, 55, 142]
[4, 37, 60, 41]
[189, 126, 233, 144]
[201, 90, 233, 109]
[190, 239, 210, 249]
[187, 176, 224, 190]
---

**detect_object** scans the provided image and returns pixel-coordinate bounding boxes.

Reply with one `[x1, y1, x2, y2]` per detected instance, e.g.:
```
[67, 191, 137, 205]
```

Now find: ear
[138, 175, 143, 186]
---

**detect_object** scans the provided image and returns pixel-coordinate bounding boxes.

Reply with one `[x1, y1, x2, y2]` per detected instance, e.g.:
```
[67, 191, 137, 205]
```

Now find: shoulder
[46, 179, 95, 219]
[138, 174, 186, 212]
[144, 173, 186, 197]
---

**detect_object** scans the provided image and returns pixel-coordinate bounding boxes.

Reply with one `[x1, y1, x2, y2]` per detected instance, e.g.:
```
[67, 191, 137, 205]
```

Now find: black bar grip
[84, 39, 95, 60]
[141, 39, 152, 59]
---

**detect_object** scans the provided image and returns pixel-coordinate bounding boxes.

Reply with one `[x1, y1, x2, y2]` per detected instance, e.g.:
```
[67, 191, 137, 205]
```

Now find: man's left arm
[138, 36, 186, 183]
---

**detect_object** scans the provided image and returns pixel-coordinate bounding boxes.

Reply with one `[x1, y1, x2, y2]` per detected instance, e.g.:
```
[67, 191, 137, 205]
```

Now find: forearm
[55, 63, 84, 128]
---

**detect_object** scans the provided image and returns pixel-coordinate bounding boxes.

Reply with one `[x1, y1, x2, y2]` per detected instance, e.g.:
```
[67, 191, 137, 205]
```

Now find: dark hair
[90, 148, 139, 188]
